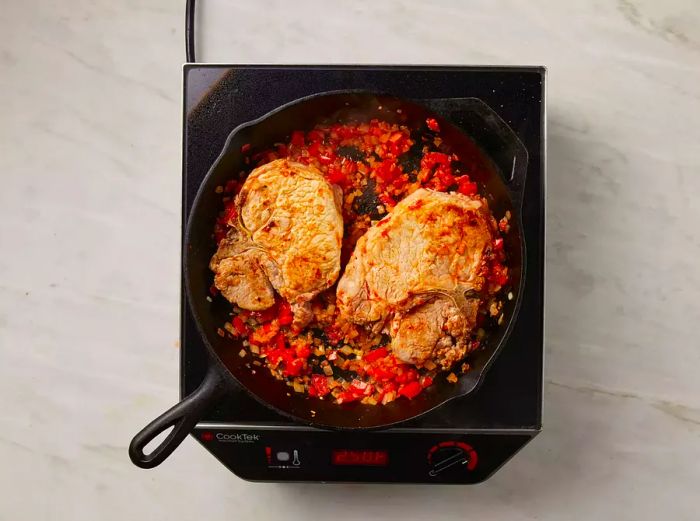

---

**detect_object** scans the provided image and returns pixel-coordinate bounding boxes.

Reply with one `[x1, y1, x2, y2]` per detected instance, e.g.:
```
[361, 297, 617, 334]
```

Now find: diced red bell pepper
[336, 125, 357, 139]
[337, 391, 362, 404]
[364, 347, 388, 363]
[436, 169, 457, 189]
[395, 366, 419, 384]
[311, 374, 330, 397]
[307, 130, 324, 142]
[318, 152, 336, 165]
[493, 237, 504, 251]
[398, 381, 423, 399]
[382, 381, 398, 393]
[209, 284, 219, 297]
[337, 380, 371, 403]
[240, 143, 251, 153]
[421, 376, 434, 388]
[456, 176, 478, 195]
[421, 152, 451, 171]
[387, 140, 401, 157]
[295, 343, 311, 359]
[490, 264, 509, 286]
[392, 173, 408, 189]
[325, 325, 343, 345]
[366, 365, 394, 382]
[274, 333, 286, 351]
[277, 300, 293, 326]
[284, 358, 305, 377]
[426, 118, 440, 132]
[307, 141, 321, 157]
[326, 165, 347, 185]
[379, 193, 396, 207]
[375, 159, 400, 183]
[219, 202, 238, 225]
[232, 316, 250, 336]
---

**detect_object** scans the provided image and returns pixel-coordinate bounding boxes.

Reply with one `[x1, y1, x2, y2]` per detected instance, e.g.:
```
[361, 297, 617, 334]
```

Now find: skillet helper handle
[129, 366, 224, 469]
[417, 97, 529, 211]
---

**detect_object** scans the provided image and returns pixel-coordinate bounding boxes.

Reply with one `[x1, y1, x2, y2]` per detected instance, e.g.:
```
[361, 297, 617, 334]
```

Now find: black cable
[185, 0, 196, 62]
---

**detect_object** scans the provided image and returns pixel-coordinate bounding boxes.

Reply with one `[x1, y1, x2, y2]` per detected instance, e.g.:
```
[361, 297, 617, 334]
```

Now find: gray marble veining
[1, 0, 699, 519]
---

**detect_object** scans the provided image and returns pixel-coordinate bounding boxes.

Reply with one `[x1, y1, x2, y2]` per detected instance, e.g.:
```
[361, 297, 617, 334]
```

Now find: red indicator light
[201, 431, 214, 442]
[265, 446, 272, 464]
[331, 449, 389, 466]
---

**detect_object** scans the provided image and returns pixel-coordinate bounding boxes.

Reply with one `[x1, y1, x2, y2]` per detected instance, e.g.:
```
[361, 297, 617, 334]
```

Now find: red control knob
[427, 441, 478, 476]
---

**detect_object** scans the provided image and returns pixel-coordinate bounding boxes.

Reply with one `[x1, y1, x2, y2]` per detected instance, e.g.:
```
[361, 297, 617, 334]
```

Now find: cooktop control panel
[194, 426, 530, 483]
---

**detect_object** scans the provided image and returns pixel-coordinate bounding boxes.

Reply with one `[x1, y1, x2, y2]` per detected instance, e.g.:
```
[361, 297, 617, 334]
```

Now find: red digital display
[331, 449, 389, 466]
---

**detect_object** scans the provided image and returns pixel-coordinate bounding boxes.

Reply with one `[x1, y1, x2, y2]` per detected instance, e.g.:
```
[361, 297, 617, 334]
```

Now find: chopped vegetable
[398, 381, 422, 399]
[277, 300, 293, 326]
[363, 347, 388, 363]
[232, 316, 250, 336]
[426, 118, 440, 132]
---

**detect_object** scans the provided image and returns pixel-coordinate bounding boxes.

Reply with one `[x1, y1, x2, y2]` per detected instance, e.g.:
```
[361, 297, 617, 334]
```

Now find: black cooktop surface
[181, 65, 544, 431]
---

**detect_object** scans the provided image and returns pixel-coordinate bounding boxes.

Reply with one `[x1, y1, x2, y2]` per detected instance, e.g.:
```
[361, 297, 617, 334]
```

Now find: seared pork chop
[210, 159, 343, 328]
[337, 188, 497, 368]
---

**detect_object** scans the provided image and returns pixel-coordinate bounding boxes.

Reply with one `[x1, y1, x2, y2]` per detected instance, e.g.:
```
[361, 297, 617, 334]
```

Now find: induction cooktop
[181, 65, 545, 483]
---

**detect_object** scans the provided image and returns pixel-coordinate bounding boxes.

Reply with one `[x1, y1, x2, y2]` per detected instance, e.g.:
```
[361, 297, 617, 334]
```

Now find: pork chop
[336, 188, 497, 368]
[210, 159, 343, 328]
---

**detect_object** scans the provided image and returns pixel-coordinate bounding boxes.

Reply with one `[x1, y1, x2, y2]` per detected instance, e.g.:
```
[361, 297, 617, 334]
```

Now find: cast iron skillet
[129, 91, 528, 468]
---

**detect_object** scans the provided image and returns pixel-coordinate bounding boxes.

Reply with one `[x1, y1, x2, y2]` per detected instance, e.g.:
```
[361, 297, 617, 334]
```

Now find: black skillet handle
[417, 97, 529, 211]
[129, 366, 225, 469]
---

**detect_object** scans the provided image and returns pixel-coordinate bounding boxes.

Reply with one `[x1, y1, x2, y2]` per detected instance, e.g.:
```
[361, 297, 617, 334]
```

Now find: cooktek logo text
[216, 433, 260, 443]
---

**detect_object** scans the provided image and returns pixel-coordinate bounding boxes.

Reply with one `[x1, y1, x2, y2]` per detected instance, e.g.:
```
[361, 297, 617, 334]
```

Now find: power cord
[185, 0, 196, 62]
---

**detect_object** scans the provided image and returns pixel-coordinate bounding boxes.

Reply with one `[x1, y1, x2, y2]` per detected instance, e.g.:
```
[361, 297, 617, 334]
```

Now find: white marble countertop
[1, 0, 699, 519]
